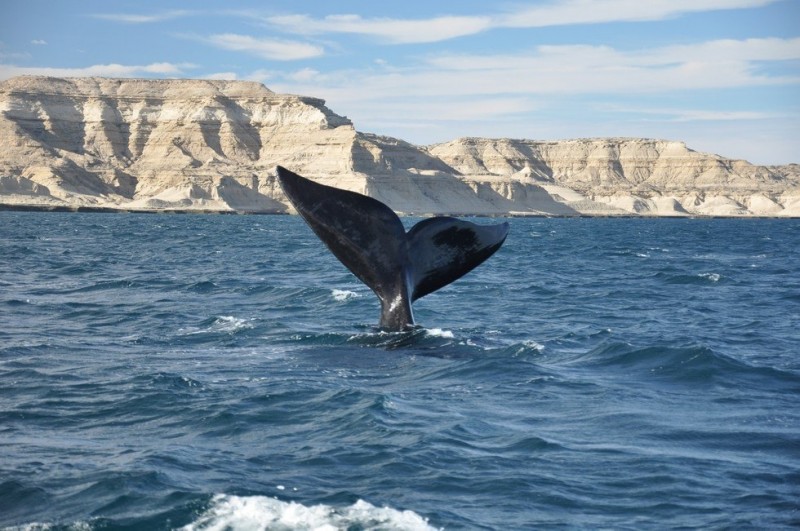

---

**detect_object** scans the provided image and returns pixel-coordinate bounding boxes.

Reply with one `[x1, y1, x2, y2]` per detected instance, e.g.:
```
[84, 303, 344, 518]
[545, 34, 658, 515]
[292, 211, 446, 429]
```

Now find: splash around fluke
[276, 166, 509, 331]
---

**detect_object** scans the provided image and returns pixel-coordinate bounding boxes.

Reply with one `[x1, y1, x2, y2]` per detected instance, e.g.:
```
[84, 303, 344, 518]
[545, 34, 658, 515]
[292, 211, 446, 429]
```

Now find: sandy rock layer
[1, 76, 797, 216]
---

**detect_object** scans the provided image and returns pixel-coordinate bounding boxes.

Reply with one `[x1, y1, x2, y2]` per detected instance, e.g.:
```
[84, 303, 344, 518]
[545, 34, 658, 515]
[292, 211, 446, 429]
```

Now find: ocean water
[1, 212, 799, 530]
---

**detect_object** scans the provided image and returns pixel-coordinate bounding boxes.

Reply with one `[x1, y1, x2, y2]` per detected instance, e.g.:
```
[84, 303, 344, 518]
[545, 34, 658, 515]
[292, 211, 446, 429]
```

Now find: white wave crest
[181, 495, 439, 531]
[331, 289, 360, 301]
[699, 273, 721, 282]
[179, 316, 253, 336]
[523, 340, 545, 352]
[212, 316, 253, 333]
[425, 328, 454, 339]
[4, 523, 92, 531]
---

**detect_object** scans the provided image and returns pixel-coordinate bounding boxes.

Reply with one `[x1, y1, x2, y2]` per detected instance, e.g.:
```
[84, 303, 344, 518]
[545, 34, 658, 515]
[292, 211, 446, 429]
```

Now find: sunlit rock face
[1, 76, 797, 216]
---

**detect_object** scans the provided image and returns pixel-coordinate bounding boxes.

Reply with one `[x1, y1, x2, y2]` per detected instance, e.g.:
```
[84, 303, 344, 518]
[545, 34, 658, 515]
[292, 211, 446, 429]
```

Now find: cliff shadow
[365, 170, 579, 216]
[10, 94, 86, 155]
[216, 175, 287, 213]
[199, 96, 262, 162]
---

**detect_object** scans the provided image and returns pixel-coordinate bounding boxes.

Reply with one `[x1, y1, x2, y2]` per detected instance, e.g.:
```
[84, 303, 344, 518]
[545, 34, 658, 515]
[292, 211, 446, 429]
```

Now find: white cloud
[142, 62, 195, 74]
[271, 38, 800, 106]
[0, 41, 29, 60]
[0, 51, 30, 61]
[206, 33, 324, 61]
[90, 10, 195, 24]
[204, 72, 238, 80]
[0, 62, 195, 80]
[426, 38, 800, 73]
[668, 110, 775, 122]
[338, 96, 538, 124]
[604, 105, 778, 122]
[496, 0, 778, 28]
[262, 36, 799, 161]
[268, 0, 779, 44]
[31, 40, 47, 46]
[246, 69, 273, 83]
[268, 14, 492, 44]
[635, 37, 800, 65]
[286, 68, 320, 82]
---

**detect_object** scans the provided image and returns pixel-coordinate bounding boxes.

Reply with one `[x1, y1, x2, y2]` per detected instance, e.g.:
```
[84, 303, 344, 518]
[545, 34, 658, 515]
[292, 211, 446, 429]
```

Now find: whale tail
[276, 166, 509, 330]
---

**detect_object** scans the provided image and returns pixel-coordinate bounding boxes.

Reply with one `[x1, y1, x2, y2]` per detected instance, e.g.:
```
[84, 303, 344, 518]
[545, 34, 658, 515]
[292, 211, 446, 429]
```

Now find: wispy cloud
[606, 106, 779, 122]
[427, 38, 800, 71]
[495, 0, 778, 28]
[0, 41, 29, 61]
[204, 72, 239, 81]
[353, 96, 539, 122]
[257, 36, 799, 152]
[205, 33, 324, 60]
[413, 38, 800, 97]
[31, 40, 47, 46]
[0, 51, 30, 61]
[0, 62, 196, 80]
[90, 10, 196, 24]
[268, 0, 780, 44]
[269, 14, 492, 44]
[270, 37, 800, 104]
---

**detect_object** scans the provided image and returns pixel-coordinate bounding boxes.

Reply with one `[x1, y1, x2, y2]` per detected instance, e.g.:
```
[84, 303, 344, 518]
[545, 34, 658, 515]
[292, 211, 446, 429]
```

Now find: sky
[1, 0, 798, 165]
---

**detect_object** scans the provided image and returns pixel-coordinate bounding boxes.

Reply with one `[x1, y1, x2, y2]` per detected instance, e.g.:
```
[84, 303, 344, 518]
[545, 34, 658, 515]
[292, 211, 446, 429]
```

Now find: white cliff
[428, 137, 800, 217]
[1, 76, 797, 216]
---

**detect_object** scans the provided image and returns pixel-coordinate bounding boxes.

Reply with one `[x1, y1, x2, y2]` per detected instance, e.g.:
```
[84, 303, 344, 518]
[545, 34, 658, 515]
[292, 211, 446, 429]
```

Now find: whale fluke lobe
[276, 166, 509, 330]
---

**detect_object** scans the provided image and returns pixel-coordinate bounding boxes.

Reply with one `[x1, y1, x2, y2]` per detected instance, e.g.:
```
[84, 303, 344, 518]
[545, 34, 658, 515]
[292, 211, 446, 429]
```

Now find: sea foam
[181, 495, 439, 531]
[331, 289, 360, 301]
[425, 328, 455, 339]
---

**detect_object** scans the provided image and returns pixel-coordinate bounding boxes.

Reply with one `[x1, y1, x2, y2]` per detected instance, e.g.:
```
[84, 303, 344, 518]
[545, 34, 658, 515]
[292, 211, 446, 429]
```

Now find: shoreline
[1, 202, 796, 219]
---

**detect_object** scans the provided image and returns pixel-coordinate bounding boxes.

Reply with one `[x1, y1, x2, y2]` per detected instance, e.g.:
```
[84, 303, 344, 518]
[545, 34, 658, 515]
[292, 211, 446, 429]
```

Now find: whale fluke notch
[276, 166, 509, 330]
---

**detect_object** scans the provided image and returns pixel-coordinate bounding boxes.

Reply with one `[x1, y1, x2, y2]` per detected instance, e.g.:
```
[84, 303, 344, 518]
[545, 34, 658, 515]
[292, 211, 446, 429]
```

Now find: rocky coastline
[1, 76, 798, 217]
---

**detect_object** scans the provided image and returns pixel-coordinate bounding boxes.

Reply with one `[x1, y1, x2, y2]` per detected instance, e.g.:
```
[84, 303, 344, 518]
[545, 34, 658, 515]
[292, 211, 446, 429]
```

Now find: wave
[3, 299, 31, 307]
[567, 342, 800, 389]
[424, 328, 454, 339]
[283, 326, 458, 351]
[283, 326, 549, 361]
[180, 494, 439, 531]
[780, 291, 800, 302]
[185, 280, 218, 293]
[654, 271, 723, 285]
[51, 279, 139, 295]
[146, 372, 206, 391]
[331, 288, 361, 301]
[1, 495, 439, 531]
[204, 315, 254, 334]
[176, 316, 255, 339]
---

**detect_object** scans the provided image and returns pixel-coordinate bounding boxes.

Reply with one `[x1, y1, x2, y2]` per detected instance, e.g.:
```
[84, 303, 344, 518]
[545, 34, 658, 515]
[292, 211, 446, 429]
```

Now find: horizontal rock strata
[1, 76, 798, 216]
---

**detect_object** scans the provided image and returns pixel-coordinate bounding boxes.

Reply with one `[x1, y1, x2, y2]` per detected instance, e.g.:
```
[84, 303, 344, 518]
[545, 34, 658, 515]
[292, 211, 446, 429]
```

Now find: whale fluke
[276, 166, 509, 330]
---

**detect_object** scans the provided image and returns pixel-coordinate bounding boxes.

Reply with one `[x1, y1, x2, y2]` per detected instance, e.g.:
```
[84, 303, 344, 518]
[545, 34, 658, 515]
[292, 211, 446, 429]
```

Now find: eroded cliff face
[1, 76, 797, 216]
[428, 137, 800, 216]
[0, 76, 356, 212]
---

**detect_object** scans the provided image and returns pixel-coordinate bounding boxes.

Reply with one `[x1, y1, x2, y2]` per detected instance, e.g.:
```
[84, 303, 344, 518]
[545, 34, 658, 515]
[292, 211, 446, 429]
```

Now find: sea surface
[1, 212, 799, 530]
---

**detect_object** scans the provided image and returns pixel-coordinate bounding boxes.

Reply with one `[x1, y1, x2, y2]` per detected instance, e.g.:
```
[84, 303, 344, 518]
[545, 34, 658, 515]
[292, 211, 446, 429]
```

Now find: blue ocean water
[1, 212, 799, 530]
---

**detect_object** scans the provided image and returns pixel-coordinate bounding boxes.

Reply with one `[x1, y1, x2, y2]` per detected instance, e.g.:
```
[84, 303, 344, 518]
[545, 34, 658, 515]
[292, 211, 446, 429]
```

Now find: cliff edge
[1, 76, 797, 216]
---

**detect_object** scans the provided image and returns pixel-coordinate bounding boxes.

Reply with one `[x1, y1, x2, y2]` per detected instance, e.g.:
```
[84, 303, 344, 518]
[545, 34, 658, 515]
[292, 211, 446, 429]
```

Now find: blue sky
[1, 0, 798, 164]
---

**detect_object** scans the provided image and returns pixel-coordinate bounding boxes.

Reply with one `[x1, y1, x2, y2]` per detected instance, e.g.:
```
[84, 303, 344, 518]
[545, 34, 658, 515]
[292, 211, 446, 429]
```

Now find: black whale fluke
[276, 166, 509, 331]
